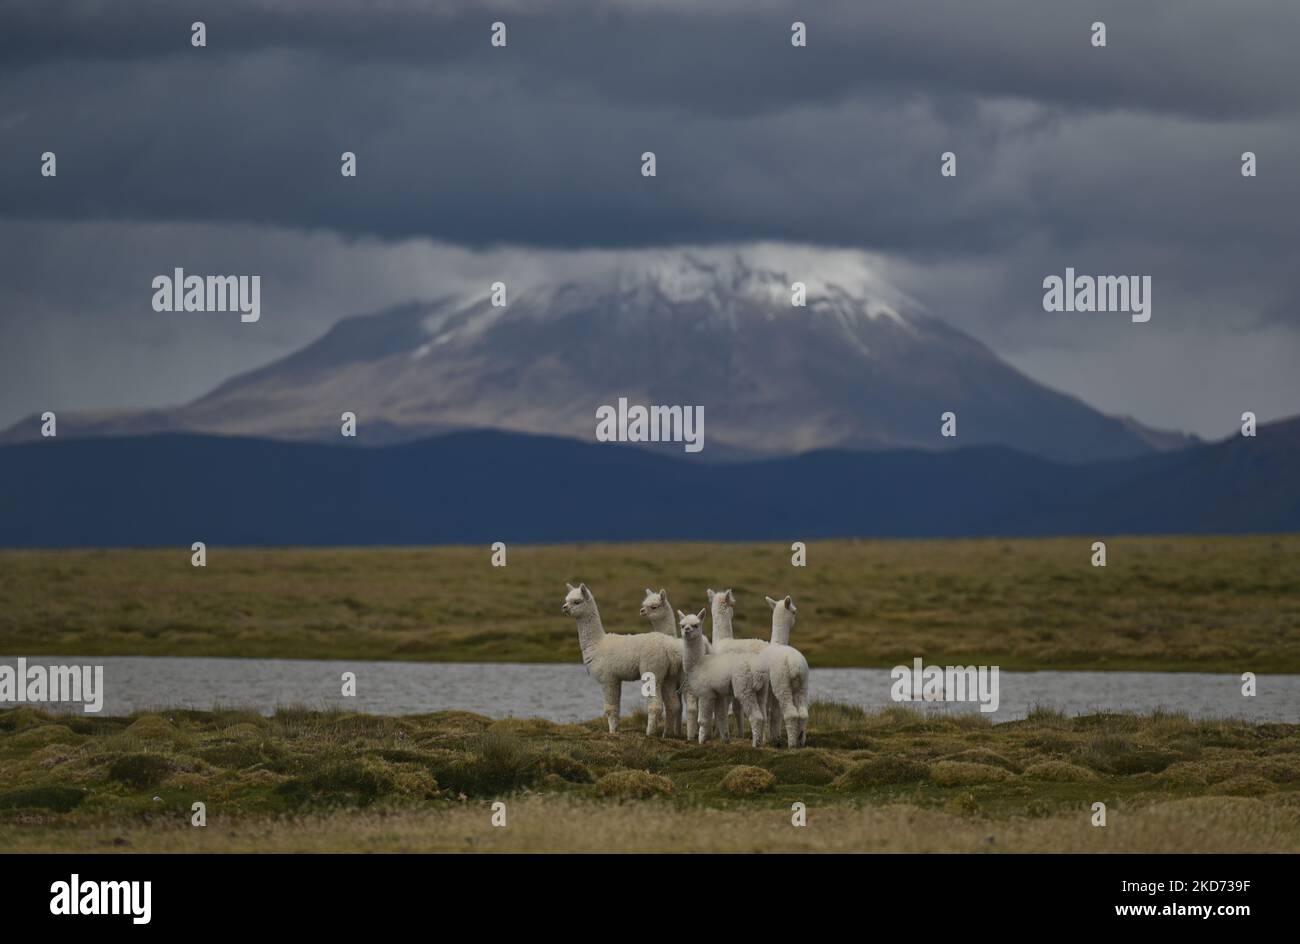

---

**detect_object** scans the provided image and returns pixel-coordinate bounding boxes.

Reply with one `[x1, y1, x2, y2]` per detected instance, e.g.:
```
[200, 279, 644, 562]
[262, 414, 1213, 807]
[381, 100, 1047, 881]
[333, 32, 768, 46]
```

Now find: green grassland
[2, 703, 1298, 852]
[2, 535, 1299, 670]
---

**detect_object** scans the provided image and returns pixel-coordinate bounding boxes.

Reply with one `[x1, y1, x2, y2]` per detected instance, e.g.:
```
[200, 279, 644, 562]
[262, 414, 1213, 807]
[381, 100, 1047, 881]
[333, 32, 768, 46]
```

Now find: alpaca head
[707, 588, 736, 621]
[639, 587, 671, 618]
[562, 582, 595, 617]
[766, 594, 797, 631]
[677, 608, 707, 638]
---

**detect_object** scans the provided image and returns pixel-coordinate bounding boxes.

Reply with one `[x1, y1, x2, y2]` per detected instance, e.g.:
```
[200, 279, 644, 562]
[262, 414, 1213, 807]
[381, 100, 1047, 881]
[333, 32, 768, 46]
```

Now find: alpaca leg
[697, 694, 717, 744]
[602, 678, 621, 734]
[766, 693, 783, 747]
[710, 693, 729, 743]
[685, 691, 699, 741]
[737, 691, 764, 748]
[729, 698, 744, 738]
[783, 701, 801, 749]
[644, 674, 663, 737]
[663, 685, 681, 738]
[795, 687, 809, 747]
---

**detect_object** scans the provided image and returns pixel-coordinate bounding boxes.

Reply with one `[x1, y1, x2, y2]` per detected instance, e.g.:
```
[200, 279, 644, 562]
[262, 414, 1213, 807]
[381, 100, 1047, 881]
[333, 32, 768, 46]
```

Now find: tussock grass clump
[536, 753, 592, 784]
[1023, 733, 1075, 753]
[123, 715, 180, 741]
[277, 755, 439, 806]
[9, 725, 81, 748]
[763, 749, 844, 785]
[942, 748, 1020, 773]
[198, 740, 283, 770]
[950, 711, 996, 730]
[1262, 756, 1300, 784]
[1022, 760, 1098, 782]
[216, 723, 266, 742]
[0, 707, 48, 732]
[107, 753, 173, 788]
[429, 731, 539, 797]
[413, 712, 493, 743]
[35, 743, 79, 770]
[595, 770, 674, 799]
[719, 765, 776, 796]
[930, 761, 1014, 786]
[1023, 706, 1071, 729]
[0, 786, 86, 812]
[305, 759, 395, 803]
[809, 702, 869, 729]
[1074, 736, 1178, 775]
[833, 757, 929, 789]
[1158, 757, 1265, 787]
[613, 740, 672, 774]
[1208, 776, 1277, 797]
[489, 718, 560, 738]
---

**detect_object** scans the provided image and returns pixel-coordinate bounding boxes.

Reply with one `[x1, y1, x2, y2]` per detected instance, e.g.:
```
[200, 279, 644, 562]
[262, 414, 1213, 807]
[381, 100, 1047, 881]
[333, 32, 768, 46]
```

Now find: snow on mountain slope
[0, 253, 1187, 462]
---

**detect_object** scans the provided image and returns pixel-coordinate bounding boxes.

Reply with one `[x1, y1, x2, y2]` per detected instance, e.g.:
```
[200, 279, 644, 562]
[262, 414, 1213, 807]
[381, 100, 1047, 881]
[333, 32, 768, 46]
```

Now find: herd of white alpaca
[561, 582, 810, 748]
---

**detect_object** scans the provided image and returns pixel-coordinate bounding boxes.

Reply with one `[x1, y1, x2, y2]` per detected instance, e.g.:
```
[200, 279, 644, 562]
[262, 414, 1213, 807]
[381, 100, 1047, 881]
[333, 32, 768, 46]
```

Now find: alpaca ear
[580, 583, 592, 598]
[707, 588, 715, 602]
[766, 596, 778, 609]
[696, 608, 706, 621]
[677, 609, 687, 621]
[645, 588, 653, 597]
[725, 589, 735, 605]
[783, 595, 794, 609]
[566, 582, 576, 591]
[658, 587, 667, 601]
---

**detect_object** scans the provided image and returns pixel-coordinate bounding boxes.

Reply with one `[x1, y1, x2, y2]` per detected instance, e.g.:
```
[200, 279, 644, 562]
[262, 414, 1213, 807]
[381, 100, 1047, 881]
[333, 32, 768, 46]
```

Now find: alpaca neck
[770, 613, 794, 646]
[683, 633, 706, 673]
[711, 606, 735, 643]
[574, 605, 606, 664]
[647, 607, 677, 637]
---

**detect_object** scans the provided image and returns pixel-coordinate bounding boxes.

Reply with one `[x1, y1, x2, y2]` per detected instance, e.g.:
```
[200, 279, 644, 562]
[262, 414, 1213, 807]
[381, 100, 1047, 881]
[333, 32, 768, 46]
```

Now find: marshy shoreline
[3, 701, 1298, 853]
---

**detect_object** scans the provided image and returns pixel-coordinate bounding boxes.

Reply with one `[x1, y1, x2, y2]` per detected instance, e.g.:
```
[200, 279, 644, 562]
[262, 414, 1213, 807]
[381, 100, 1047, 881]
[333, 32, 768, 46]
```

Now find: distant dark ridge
[0, 420, 1296, 548]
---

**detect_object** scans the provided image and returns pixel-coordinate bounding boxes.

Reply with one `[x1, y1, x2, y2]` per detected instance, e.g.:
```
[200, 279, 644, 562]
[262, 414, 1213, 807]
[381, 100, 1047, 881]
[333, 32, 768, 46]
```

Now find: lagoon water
[2, 656, 1297, 724]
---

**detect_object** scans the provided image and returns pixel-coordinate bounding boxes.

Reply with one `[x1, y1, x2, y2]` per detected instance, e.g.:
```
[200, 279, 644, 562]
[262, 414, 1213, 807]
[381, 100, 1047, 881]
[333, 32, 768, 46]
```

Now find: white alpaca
[640, 587, 678, 637]
[707, 588, 767, 738]
[679, 609, 768, 747]
[639, 587, 695, 738]
[563, 582, 682, 736]
[761, 595, 810, 748]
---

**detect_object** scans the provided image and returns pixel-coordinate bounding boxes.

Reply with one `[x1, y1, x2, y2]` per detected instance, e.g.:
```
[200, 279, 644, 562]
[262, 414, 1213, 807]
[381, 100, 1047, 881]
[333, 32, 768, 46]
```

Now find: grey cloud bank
[0, 1, 1297, 439]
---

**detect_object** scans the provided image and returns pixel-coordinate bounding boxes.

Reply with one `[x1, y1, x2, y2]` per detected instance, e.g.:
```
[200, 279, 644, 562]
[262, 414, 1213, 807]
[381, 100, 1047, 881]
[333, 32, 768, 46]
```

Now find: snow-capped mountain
[1, 254, 1192, 462]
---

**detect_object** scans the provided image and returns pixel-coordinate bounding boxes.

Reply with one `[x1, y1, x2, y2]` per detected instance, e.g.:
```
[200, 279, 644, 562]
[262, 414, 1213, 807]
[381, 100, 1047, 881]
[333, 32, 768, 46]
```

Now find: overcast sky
[2, 0, 1299, 438]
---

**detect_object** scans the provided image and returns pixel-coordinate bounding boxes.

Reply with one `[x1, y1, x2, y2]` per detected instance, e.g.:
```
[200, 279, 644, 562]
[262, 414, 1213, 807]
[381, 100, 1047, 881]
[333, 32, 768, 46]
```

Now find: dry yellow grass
[2, 534, 1299, 669]
[5, 795, 1298, 853]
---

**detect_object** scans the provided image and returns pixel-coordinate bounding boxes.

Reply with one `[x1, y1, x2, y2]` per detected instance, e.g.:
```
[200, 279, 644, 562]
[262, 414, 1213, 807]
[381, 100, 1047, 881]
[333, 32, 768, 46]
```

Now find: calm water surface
[2, 656, 1295, 723]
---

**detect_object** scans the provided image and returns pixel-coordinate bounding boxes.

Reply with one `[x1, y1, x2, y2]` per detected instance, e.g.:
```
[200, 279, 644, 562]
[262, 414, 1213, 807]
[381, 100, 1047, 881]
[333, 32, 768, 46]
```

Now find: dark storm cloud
[2, 46, 1299, 261]
[3, 0, 1299, 119]
[1, 0, 1299, 437]
[2, 0, 1298, 256]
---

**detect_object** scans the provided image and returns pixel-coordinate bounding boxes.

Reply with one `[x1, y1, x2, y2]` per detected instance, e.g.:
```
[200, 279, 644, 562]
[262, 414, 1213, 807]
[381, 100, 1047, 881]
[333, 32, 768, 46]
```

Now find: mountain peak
[539, 250, 916, 330]
[0, 251, 1187, 463]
